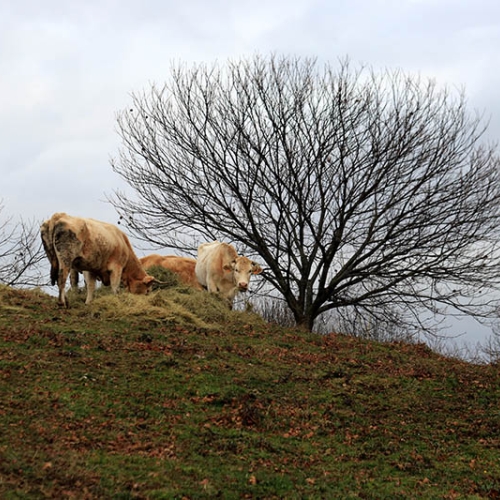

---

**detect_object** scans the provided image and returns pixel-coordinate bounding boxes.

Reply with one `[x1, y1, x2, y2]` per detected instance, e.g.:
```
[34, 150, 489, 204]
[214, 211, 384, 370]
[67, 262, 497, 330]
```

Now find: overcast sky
[1, 0, 499, 348]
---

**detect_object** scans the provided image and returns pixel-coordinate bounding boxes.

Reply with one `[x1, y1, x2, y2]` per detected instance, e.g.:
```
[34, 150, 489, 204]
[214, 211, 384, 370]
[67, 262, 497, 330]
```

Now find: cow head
[230, 256, 263, 292]
[128, 274, 156, 295]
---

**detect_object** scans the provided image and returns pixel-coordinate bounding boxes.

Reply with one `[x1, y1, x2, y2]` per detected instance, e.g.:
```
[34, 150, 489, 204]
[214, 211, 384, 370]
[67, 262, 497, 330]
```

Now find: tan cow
[140, 254, 203, 290]
[195, 241, 262, 308]
[40, 212, 156, 307]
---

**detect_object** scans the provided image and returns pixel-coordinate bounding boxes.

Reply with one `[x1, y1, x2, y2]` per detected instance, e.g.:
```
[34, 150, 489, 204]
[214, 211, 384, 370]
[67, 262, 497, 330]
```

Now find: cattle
[140, 254, 203, 290]
[195, 241, 262, 308]
[40, 212, 156, 307]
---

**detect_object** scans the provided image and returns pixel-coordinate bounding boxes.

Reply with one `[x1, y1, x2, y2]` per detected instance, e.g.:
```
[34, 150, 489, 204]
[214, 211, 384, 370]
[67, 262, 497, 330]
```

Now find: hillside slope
[1, 285, 499, 499]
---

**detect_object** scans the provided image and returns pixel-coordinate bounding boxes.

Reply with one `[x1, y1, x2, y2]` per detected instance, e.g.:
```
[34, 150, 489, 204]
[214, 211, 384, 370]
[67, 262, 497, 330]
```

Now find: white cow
[195, 241, 262, 308]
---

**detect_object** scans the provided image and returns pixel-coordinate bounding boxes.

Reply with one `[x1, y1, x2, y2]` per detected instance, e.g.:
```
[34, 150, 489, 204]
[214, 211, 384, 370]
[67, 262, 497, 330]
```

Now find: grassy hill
[1, 283, 499, 499]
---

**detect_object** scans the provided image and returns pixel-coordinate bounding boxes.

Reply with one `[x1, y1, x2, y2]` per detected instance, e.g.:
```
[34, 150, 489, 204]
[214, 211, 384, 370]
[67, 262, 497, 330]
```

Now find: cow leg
[206, 276, 219, 294]
[206, 278, 224, 302]
[206, 278, 236, 309]
[108, 266, 123, 294]
[57, 266, 70, 308]
[83, 271, 97, 304]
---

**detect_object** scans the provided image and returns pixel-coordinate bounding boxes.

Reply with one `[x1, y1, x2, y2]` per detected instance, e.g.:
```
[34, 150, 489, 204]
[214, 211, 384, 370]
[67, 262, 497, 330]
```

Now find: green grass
[1, 284, 499, 498]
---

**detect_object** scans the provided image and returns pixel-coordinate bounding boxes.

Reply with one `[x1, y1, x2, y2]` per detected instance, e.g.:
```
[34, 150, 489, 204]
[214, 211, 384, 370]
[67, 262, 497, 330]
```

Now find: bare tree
[110, 55, 500, 331]
[0, 202, 46, 288]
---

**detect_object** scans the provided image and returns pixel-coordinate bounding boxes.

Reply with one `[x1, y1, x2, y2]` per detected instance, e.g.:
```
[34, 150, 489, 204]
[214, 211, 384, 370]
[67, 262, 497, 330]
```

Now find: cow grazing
[41, 212, 156, 307]
[195, 241, 262, 308]
[140, 254, 203, 290]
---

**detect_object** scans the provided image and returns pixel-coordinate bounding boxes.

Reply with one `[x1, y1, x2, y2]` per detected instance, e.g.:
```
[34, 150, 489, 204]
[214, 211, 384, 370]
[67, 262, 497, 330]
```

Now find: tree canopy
[110, 55, 500, 331]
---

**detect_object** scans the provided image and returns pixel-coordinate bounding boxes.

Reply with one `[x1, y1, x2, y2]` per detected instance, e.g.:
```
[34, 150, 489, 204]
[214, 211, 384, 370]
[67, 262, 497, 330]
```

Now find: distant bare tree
[0, 202, 46, 287]
[252, 295, 297, 329]
[323, 303, 426, 341]
[482, 318, 500, 364]
[481, 336, 500, 364]
[110, 55, 500, 332]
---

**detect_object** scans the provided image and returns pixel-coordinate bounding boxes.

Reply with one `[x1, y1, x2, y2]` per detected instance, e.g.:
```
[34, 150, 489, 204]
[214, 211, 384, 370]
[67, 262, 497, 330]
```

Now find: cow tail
[40, 220, 59, 286]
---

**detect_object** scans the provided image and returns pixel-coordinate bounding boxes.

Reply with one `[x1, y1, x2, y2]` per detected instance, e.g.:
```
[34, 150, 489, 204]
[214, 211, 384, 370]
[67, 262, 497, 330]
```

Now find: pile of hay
[82, 269, 264, 331]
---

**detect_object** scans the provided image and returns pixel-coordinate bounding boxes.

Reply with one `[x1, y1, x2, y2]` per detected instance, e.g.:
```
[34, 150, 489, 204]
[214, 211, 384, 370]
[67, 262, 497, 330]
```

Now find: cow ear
[252, 263, 263, 275]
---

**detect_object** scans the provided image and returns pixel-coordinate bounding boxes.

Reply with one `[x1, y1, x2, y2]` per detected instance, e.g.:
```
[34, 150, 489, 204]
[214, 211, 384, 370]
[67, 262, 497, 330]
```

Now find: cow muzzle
[238, 282, 249, 292]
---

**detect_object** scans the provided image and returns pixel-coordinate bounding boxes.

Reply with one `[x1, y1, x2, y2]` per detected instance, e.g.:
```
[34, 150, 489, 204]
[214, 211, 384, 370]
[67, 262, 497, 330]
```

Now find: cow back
[139, 254, 165, 269]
